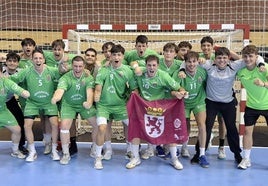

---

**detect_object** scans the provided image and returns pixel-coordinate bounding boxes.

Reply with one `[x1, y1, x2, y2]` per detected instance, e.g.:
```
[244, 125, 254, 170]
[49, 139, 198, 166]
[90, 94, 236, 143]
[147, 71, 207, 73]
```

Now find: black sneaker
[19, 145, 29, 155]
[235, 153, 242, 164]
[190, 154, 199, 164]
[69, 142, 78, 156]
[156, 145, 166, 158]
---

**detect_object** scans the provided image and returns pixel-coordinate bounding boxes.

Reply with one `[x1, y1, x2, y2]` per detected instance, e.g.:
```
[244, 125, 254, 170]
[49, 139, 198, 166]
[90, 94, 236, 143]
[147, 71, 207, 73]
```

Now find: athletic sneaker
[43, 143, 52, 155]
[181, 146, 190, 158]
[26, 152, 37, 162]
[156, 145, 166, 158]
[125, 151, 134, 160]
[171, 157, 183, 170]
[218, 147, 226, 159]
[94, 156, 103, 170]
[238, 158, 251, 170]
[11, 151, 26, 159]
[51, 151, 60, 161]
[103, 150, 112, 160]
[89, 144, 96, 158]
[126, 157, 141, 169]
[190, 154, 199, 164]
[60, 153, 71, 165]
[199, 155, 210, 168]
[19, 146, 28, 155]
[141, 148, 154, 160]
[235, 153, 243, 164]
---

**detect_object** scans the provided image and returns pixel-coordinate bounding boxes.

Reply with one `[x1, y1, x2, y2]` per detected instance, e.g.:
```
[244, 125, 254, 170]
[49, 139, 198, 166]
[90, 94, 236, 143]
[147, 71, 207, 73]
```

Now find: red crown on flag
[145, 107, 166, 116]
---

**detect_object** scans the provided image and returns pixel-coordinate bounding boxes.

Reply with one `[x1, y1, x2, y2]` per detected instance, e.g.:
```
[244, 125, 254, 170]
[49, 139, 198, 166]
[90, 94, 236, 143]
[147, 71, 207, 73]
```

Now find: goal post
[62, 23, 249, 140]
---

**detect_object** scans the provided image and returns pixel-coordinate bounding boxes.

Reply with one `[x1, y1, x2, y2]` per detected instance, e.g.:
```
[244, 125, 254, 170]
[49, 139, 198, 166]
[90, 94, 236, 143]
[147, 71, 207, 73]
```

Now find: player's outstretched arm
[83, 88, 94, 109]
[51, 89, 65, 104]
[94, 84, 102, 102]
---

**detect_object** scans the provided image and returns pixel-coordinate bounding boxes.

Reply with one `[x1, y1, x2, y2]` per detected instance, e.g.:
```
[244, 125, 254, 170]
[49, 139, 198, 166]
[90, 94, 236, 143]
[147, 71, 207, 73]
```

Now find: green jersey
[0, 78, 25, 111]
[95, 64, 135, 107]
[19, 58, 33, 69]
[199, 52, 215, 60]
[135, 69, 180, 101]
[158, 57, 182, 77]
[44, 51, 75, 68]
[10, 66, 61, 106]
[173, 67, 207, 108]
[237, 64, 268, 110]
[124, 49, 159, 65]
[57, 71, 95, 106]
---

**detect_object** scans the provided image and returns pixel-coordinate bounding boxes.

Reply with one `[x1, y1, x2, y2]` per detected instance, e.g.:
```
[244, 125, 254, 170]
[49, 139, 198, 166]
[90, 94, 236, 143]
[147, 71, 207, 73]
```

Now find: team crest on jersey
[144, 106, 166, 138]
[198, 76, 203, 83]
[46, 75, 51, 81]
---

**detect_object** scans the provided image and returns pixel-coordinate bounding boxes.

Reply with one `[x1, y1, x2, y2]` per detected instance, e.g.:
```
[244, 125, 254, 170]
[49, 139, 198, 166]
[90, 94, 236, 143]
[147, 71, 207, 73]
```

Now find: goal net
[64, 24, 249, 58]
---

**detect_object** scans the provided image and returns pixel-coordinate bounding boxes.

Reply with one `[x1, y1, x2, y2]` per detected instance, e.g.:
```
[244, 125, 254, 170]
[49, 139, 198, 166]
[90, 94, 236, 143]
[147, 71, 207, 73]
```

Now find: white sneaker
[11, 151, 26, 159]
[94, 156, 103, 170]
[43, 143, 52, 155]
[51, 151, 60, 161]
[26, 152, 37, 162]
[103, 150, 112, 160]
[171, 157, 183, 170]
[126, 157, 141, 169]
[60, 153, 71, 165]
[141, 148, 154, 160]
[238, 158, 251, 170]
[181, 146, 190, 158]
[218, 147, 226, 159]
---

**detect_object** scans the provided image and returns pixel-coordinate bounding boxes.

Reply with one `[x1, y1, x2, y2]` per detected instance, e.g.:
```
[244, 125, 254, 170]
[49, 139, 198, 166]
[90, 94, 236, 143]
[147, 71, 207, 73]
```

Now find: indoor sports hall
[0, 1, 268, 186]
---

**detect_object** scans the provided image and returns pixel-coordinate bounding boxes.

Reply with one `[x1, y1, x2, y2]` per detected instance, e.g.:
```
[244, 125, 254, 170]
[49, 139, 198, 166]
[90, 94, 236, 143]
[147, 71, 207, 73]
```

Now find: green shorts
[96, 104, 128, 122]
[185, 103, 206, 118]
[0, 109, 18, 127]
[60, 103, 96, 119]
[24, 101, 58, 117]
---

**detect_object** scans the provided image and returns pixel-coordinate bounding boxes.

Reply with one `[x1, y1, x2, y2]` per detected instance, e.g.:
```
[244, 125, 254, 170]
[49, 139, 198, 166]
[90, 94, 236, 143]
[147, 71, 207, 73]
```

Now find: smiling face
[201, 41, 213, 59]
[53, 45, 64, 61]
[146, 59, 159, 77]
[110, 52, 123, 68]
[22, 44, 35, 58]
[5, 58, 19, 73]
[214, 54, 229, 70]
[135, 42, 148, 57]
[72, 60, 85, 78]
[185, 57, 198, 74]
[242, 53, 258, 69]
[84, 50, 97, 65]
[32, 51, 45, 72]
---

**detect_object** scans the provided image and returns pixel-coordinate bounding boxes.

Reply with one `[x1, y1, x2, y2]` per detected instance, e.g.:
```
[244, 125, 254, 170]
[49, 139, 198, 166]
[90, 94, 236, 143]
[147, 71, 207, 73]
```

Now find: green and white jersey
[19, 58, 33, 69]
[95, 64, 136, 107]
[0, 78, 25, 111]
[173, 67, 207, 108]
[10, 66, 61, 106]
[158, 57, 182, 77]
[44, 51, 75, 68]
[124, 49, 159, 65]
[135, 69, 180, 101]
[199, 52, 215, 60]
[57, 71, 95, 106]
[237, 64, 268, 110]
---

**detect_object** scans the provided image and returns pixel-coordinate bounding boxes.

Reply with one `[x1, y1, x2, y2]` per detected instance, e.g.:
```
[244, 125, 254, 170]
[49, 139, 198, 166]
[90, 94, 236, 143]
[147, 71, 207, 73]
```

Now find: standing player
[173, 51, 209, 167]
[3, 52, 28, 154]
[10, 48, 61, 162]
[176, 41, 192, 61]
[237, 45, 268, 169]
[51, 56, 97, 165]
[93, 44, 136, 169]
[0, 70, 30, 159]
[126, 55, 187, 170]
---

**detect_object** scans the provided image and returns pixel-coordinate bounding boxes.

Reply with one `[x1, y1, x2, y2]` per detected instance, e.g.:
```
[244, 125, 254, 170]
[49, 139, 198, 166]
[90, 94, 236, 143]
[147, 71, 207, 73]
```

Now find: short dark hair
[215, 47, 230, 57]
[136, 35, 148, 44]
[6, 51, 20, 62]
[32, 47, 44, 57]
[200, 36, 214, 45]
[145, 55, 159, 64]
[85, 48, 97, 56]
[72, 55, 85, 64]
[111, 44, 125, 54]
[102, 42, 115, 51]
[21, 38, 36, 47]
[178, 41, 192, 50]
[51, 39, 65, 49]
[241, 45, 258, 55]
[184, 51, 199, 61]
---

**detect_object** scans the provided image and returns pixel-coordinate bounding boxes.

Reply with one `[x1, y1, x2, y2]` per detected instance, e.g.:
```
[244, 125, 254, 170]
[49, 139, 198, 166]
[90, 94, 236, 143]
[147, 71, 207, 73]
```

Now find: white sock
[105, 141, 112, 151]
[200, 148, 205, 156]
[52, 143, 57, 152]
[132, 144, 140, 158]
[169, 146, 177, 159]
[96, 145, 103, 157]
[28, 143, 36, 153]
[244, 149, 251, 159]
[43, 133, 52, 144]
[62, 144, 69, 154]
[12, 143, 19, 153]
